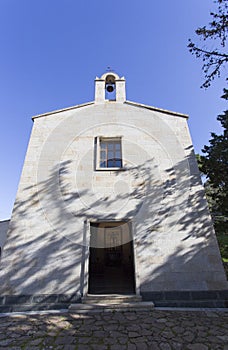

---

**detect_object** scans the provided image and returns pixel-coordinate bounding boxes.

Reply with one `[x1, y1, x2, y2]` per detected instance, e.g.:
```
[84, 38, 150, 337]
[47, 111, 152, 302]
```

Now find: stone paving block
[77, 345, 91, 350]
[63, 345, 77, 350]
[170, 342, 183, 350]
[217, 290, 228, 299]
[91, 346, 108, 350]
[104, 337, 118, 345]
[78, 337, 91, 344]
[127, 344, 137, 350]
[187, 344, 209, 350]
[165, 291, 191, 300]
[0, 306, 12, 312]
[11, 304, 35, 312]
[141, 291, 164, 301]
[110, 345, 127, 350]
[118, 337, 128, 344]
[32, 294, 58, 303]
[5, 295, 32, 305]
[129, 331, 140, 338]
[58, 294, 81, 303]
[191, 291, 218, 300]
[159, 343, 172, 350]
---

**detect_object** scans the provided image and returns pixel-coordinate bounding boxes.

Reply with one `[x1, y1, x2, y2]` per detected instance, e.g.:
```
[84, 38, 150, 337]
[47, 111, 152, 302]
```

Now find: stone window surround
[95, 136, 123, 171]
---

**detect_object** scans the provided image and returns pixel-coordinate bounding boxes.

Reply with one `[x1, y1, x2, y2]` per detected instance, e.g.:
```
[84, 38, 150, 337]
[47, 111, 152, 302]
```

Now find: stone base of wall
[0, 291, 228, 312]
[0, 294, 81, 313]
[141, 290, 228, 308]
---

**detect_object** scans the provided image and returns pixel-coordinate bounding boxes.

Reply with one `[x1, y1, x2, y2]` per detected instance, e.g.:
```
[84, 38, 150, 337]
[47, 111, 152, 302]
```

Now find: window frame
[96, 136, 123, 171]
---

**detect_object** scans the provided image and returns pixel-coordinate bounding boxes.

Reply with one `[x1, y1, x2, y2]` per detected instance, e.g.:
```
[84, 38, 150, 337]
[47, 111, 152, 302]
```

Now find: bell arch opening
[105, 74, 116, 100]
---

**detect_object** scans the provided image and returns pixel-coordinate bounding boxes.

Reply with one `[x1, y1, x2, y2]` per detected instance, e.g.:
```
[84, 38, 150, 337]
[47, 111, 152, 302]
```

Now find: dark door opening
[88, 222, 136, 294]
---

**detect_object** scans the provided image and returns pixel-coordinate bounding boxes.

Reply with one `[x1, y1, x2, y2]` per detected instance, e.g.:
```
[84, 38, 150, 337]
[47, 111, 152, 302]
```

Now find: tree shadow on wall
[0, 146, 227, 308]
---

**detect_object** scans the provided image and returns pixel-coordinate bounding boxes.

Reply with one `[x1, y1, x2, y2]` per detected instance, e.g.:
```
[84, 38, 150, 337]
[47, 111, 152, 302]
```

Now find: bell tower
[95, 71, 126, 103]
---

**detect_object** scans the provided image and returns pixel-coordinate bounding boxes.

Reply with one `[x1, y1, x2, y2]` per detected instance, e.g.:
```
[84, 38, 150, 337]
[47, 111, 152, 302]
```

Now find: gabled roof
[32, 100, 188, 120]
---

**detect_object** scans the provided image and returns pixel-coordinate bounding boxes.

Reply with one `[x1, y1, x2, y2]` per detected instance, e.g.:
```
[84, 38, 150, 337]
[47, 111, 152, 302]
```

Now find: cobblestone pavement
[0, 309, 228, 350]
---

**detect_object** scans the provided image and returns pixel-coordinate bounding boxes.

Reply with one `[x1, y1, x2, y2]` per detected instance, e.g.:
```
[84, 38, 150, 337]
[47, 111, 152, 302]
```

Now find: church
[0, 71, 227, 311]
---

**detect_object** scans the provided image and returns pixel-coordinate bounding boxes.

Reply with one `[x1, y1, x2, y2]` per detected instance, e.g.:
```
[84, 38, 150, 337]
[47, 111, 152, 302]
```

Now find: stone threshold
[82, 294, 142, 304]
[69, 301, 154, 313]
[70, 294, 155, 313]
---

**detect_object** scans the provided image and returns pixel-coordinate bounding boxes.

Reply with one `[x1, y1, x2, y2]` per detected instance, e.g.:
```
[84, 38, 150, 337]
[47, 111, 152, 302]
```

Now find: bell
[106, 84, 114, 93]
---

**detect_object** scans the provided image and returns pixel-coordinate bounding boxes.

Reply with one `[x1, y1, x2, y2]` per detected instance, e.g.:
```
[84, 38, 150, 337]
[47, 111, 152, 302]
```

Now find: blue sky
[0, 0, 227, 220]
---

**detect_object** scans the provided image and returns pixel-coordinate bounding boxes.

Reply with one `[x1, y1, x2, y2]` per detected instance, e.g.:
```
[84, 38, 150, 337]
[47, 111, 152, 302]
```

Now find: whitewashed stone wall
[0, 101, 227, 296]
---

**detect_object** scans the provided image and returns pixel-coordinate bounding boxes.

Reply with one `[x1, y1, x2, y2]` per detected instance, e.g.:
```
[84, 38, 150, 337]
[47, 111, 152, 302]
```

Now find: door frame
[83, 219, 140, 297]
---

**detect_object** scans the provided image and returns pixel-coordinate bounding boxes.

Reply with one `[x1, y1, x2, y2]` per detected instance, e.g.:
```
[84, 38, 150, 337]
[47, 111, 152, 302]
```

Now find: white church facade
[0, 72, 227, 310]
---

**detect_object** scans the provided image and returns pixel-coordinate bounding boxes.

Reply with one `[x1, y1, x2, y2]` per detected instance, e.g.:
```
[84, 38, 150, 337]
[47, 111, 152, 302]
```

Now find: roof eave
[32, 101, 94, 120]
[125, 100, 189, 118]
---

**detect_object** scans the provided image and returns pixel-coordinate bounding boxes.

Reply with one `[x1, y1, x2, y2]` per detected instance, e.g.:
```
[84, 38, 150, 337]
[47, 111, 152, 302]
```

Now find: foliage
[217, 234, 228, 262]
[188, 0, 228, 88]
[197, 89, 228, 235]
[190, 2, 228, 265]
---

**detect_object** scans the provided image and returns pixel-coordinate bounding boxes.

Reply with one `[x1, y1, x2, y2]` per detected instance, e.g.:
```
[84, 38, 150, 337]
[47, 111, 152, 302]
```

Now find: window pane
[115, 143, 121, 150]
[100, 142, 106, 150]
[108, 143, 114, 150]
[115, 151, 121, 158]
[108, 160, 115, 167]
[100, 151, 106, 159]
[108, 151, 114, 159]
[115, 160, 122, 167]
[100, 160, 106, 167]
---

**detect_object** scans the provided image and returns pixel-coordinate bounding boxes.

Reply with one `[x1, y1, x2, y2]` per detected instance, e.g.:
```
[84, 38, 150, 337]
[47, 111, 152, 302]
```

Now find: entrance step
[68, 302, 154, 313]
[68, 294, 154, 312]
[82, 294, 142, 304]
